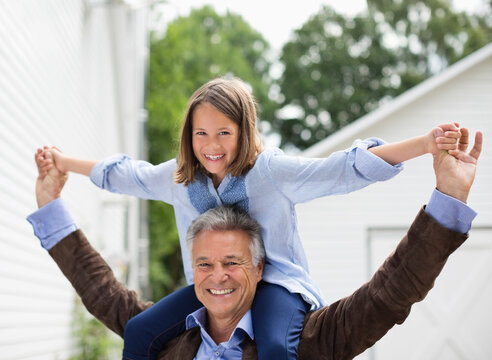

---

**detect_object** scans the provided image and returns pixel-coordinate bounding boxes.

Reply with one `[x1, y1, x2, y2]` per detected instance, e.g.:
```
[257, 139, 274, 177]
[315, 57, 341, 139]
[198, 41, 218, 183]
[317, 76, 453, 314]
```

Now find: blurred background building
[299, 43, 492, 359]
[0, 1, 148, 358]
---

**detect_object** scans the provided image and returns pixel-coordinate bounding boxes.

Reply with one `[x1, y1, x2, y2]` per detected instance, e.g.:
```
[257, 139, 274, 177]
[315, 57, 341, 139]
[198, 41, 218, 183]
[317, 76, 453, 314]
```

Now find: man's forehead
[197, 228, 250, 238]
[194, 229, 252, 245]
[193, 229, 252, 258]
[194, 254, 244, 262]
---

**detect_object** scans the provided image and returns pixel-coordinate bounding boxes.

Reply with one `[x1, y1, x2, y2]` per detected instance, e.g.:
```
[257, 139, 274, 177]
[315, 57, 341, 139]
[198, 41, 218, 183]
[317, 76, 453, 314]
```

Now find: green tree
[146, 5, 275, 301]
[367, 0, 492, 68]
[276, 1, 492, 150]
[277, 6, 400, 151]
[69, 298, 122, 360]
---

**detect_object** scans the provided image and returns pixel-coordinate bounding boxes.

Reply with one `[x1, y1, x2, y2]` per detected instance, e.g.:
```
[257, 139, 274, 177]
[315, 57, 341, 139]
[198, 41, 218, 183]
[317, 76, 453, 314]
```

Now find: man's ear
[256, 260, 264, 282]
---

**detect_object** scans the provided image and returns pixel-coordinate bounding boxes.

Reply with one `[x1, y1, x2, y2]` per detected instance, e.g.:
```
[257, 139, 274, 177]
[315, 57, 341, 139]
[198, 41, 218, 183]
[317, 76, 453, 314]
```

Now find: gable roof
[302, 42, 492, 157]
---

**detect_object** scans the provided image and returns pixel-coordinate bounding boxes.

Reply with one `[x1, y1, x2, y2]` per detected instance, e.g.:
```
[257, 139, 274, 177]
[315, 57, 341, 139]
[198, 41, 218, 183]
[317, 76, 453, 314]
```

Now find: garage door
[358, 226, 492, 360]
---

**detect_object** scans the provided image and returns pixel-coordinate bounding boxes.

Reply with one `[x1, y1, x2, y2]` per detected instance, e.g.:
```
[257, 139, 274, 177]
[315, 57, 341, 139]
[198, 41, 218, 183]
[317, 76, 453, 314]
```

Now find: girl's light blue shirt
[88, 138, 403, 309]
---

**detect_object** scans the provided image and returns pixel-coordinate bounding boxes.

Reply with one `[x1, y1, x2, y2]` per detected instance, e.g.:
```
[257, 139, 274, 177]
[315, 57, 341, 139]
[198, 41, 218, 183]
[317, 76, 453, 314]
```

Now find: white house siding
[0, 1, 148, 359]
[297, 44, 492, 359]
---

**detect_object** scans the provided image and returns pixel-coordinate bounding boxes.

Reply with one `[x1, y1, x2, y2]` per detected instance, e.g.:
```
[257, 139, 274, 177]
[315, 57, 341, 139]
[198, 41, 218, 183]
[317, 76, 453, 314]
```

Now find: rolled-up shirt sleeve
[89, 154, 128, 189]
[350, 138, 404, 181]
[26, 198, 78, 250]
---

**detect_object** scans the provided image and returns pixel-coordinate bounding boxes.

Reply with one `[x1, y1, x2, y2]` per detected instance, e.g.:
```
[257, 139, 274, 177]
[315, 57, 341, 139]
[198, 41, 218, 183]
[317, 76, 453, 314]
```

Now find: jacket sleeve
[90, 154, 177, 203]
[48, 229, 153, 337]
[298, 207, 468, 359]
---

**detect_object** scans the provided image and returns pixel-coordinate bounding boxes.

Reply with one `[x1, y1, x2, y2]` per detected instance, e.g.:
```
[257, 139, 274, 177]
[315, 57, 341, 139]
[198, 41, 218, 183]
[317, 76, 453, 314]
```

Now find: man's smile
[208, 288, 235, 295]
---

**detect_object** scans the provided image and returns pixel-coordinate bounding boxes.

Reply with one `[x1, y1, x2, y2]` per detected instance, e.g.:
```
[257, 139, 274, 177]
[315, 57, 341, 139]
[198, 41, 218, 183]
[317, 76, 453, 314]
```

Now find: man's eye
[198, 263, 211, 268]
[226, 262, 238, 266]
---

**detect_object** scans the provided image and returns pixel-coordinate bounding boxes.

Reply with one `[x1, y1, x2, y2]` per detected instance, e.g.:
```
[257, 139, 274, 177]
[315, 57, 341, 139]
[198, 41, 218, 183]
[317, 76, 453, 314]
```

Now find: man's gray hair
[186, 205, 265, 267]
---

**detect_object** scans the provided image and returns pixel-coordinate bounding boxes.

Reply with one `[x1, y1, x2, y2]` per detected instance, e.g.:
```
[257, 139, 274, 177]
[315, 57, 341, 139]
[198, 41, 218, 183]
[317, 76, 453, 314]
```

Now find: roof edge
[302, 42, 492, 157]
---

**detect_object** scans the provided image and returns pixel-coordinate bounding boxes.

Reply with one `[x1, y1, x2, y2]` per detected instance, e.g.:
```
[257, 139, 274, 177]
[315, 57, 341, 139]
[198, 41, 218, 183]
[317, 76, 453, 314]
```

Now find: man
[28, 128, 482, 359]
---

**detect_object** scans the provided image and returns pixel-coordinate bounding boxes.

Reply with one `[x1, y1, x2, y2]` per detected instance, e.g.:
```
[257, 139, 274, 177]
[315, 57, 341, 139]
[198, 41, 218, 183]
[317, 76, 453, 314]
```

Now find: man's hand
[35, 148, 68, 208]
[433, 128, 483, 203]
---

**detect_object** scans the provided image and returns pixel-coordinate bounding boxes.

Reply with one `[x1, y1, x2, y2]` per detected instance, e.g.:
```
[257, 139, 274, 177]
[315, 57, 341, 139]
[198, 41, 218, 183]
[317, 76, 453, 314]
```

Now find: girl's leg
[251, 281, 310, 360]
[122, 284, 202, 360]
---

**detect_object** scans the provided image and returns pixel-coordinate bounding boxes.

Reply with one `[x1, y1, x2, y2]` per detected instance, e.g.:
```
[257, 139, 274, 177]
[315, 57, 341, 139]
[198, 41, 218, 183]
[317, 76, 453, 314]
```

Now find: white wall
[297, 46, 492, 359]
[0, 1, 148, 359]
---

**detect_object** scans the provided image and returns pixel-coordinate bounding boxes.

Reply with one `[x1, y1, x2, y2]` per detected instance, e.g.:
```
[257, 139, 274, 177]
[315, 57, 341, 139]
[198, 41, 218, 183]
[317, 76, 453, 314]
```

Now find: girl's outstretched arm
[38, 146, 97, 176]
[368, 122, 461, 165]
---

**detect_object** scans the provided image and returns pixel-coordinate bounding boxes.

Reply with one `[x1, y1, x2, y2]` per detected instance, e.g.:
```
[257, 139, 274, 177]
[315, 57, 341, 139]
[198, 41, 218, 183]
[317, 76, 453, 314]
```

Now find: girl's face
[192, 102, 240, 187]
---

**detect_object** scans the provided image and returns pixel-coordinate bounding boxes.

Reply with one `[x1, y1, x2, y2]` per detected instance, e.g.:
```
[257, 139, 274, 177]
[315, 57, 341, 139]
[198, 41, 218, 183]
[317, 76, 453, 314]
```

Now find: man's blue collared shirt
[186, 308, 254, 360]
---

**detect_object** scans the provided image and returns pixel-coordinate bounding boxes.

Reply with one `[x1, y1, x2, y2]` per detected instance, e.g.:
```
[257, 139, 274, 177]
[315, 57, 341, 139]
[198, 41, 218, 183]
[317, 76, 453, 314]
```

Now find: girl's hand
[36, 146, 67, 173]
[427, 122, 461, 155]
[47, 146, 67, 173]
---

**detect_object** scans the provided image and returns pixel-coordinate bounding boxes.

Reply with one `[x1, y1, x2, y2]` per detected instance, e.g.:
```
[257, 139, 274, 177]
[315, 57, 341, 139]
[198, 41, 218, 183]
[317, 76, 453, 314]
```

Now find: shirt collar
[186, 307, 254, 342]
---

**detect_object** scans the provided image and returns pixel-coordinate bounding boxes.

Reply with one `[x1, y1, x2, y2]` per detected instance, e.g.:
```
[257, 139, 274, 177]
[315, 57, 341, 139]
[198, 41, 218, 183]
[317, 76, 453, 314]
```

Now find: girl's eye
[219, 131, 230, 135]
[195, 131, 206, 136]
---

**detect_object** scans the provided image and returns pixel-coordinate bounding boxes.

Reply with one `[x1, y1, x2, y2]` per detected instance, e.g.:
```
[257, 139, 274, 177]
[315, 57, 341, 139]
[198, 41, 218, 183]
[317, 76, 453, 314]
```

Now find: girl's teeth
[206, 155, 224, 160]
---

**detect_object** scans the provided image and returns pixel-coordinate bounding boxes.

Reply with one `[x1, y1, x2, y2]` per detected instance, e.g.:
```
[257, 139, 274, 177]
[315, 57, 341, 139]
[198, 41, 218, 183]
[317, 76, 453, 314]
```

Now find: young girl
[39, 77, 459, 360]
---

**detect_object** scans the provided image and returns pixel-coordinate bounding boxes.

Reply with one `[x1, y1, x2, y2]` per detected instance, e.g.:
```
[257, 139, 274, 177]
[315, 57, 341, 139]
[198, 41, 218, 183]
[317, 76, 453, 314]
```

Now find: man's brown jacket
[48, 208, 466, 359]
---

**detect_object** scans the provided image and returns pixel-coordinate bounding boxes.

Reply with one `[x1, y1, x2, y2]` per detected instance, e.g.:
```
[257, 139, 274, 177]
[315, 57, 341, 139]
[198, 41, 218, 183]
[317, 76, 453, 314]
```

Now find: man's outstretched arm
[28, 149, 152, 336]
[299, 129, 482, 359]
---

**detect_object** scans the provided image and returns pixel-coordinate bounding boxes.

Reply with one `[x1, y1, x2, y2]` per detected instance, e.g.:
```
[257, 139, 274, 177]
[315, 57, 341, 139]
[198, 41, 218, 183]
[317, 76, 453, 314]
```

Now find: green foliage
[277, 6, 404, 150]
[148, 200, 183, 301]
[146, 1, 492, 298]
[276, 1, 492, 150]
[69, 298, 122, 360]
[367, 0, 492, 67]
[146, 5, 275, 301]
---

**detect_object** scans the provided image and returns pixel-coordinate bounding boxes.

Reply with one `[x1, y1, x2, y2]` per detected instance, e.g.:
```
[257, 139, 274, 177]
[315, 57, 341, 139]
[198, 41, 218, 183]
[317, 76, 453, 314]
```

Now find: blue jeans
[252, 282, 310, 360]
[122, 282, 309, 360]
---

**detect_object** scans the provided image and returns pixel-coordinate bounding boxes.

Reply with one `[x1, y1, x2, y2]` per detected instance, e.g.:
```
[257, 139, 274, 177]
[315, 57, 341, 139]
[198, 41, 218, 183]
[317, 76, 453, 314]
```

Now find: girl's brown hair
[174, 77, 263, 185]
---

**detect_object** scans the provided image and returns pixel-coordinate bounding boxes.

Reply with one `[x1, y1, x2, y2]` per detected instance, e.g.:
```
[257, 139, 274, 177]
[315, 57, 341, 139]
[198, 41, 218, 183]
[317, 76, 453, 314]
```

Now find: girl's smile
[192, 102, 240, 188]
[204, 154, 225, 161]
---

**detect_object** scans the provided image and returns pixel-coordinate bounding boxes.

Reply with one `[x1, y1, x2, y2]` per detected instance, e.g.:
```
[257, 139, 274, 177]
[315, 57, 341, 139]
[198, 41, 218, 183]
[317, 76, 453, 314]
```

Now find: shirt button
[215, 351, 220, 356]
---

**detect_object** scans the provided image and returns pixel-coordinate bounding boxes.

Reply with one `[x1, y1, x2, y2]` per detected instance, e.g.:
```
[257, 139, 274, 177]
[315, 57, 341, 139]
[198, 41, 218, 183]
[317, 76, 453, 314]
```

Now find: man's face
[192, 229, 263, 324]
